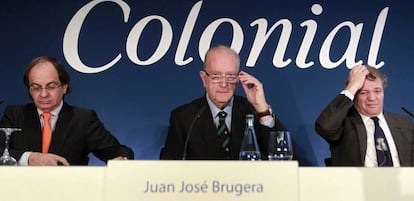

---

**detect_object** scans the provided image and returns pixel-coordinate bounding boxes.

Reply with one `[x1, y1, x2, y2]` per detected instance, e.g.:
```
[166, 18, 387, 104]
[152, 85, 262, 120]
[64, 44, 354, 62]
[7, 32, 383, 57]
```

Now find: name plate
[0, 166, 105, 201]
[299, 167, 414, 201]
[105, 160, 299, 201]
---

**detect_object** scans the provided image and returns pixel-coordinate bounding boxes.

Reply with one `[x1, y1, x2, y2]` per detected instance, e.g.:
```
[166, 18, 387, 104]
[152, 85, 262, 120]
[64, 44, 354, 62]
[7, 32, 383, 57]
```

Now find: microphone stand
[182, 106, 206, 160]
[401, 107, 414, 119]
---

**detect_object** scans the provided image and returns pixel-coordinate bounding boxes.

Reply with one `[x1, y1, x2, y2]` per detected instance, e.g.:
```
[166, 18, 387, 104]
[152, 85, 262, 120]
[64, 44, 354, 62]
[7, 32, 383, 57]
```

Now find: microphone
[182, 106, 206, 160]
[401, 106, 414, 119]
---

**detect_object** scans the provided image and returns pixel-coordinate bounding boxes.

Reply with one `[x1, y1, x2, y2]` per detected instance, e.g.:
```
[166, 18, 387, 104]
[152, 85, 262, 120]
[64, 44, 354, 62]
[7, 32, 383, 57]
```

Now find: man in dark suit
[0, 56, 134, 165]
[315, 65, 414, 166]
[160, 45, 286, 160]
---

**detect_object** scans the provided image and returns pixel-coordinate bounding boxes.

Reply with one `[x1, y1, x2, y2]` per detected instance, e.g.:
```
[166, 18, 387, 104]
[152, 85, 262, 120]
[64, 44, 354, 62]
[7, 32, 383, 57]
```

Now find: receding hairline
[203, 45, 240, 70]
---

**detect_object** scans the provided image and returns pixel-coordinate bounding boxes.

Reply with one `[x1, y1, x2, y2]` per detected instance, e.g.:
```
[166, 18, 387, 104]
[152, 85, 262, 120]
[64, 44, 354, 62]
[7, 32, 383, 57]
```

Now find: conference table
[0, 161, 412, 201]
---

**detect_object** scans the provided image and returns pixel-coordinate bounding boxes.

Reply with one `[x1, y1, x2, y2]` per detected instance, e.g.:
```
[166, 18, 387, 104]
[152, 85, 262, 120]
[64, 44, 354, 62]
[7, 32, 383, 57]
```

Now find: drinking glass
[0, 128, 21, 166]
[268, 131, 293, 160]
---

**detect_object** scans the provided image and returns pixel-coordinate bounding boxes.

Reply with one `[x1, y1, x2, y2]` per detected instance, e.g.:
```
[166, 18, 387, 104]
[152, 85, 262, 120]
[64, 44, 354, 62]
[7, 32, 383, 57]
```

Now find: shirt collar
[205, 94, 233, 117]
[359, 112, 385, 124]
[37, 101, 63, 117]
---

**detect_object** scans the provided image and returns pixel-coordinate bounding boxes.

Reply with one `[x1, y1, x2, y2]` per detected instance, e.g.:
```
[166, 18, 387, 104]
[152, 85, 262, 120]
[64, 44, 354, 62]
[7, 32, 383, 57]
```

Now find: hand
[345, 65, 370, 95]
[28, 152, 70, 166]
[112, 156, 128, 160]
[238, 71, 269, 112]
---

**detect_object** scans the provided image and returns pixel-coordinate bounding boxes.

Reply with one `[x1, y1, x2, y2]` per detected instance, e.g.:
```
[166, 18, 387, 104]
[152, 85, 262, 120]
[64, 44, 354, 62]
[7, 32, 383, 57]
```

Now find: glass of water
[268, 131, 293, 160]
[0, 128, 21, 166]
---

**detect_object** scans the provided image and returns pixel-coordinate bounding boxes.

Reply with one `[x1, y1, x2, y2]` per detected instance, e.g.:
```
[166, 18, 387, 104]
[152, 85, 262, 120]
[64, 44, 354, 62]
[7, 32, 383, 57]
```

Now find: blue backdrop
[1, 0, 413, 166]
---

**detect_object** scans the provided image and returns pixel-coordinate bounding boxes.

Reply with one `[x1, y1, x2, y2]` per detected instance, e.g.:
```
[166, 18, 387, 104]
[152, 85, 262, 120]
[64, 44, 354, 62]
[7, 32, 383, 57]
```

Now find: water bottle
[239, 114, 261, 160]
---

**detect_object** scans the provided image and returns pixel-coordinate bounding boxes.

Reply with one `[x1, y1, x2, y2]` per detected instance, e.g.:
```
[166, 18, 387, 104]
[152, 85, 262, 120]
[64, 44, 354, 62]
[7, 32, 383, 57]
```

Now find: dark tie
[217, 111, 230, 150]
[371, 117, 393, 167]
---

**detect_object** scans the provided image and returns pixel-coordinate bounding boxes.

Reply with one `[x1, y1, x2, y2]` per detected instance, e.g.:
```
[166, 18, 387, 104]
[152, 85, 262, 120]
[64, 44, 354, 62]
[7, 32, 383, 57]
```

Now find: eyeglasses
[203, 71, 239, 84]
[29, 83, 62, 94]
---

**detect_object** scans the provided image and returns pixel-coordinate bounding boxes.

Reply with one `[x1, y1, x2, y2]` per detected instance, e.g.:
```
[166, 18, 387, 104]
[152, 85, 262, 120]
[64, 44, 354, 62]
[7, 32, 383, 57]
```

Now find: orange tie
[41, 112, 52, 153]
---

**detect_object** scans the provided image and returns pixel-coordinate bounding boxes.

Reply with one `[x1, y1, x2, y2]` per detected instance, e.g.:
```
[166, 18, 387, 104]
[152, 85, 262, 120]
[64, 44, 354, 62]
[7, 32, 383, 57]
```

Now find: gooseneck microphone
[401, 106, 414, 119]
[182, 106, 206, 160]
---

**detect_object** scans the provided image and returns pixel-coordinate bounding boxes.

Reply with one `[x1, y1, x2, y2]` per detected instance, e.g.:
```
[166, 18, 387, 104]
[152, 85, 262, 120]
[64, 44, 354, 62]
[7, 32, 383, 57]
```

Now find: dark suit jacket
[159, 95, 286, 160]
[315, 94, 414, 166]
[0, 103, 134, 165]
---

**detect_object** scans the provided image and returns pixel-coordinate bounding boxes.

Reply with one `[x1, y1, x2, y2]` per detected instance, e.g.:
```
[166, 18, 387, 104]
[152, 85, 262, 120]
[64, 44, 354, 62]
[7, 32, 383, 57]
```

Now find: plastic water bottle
[239, 114, 261, 160]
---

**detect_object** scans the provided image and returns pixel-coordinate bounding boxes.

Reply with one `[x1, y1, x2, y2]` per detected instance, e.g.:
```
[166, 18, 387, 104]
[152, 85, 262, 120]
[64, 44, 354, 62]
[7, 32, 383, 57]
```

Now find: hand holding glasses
[0, 128, 21, 166]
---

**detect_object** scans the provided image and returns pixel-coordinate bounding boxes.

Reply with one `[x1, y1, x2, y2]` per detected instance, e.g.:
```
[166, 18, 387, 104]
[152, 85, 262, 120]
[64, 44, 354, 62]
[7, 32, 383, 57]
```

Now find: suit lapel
[49, 103, 72, 154]
[193, 98, 221, 154]
[231, 102, 245, 144]
[385, 113, 411, 165]
[24, 104, 42, 152]
[349, 108, 368, 162]
[197, 109, 218, 147]
[230, 96, 250, 151]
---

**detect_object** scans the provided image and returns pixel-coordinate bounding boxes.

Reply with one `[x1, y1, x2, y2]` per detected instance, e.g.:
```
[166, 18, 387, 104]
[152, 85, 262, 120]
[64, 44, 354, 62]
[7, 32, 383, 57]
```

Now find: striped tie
[217, 111, 230, 149]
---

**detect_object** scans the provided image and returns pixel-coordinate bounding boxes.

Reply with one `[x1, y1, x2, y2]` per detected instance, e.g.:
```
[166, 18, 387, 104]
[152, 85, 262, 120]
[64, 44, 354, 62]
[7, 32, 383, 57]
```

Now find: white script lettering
[63, 1, 388, 73]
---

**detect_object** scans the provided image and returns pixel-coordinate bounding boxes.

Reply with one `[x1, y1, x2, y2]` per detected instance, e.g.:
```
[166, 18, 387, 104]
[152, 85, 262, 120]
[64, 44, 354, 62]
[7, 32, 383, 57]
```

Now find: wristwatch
[256, 105, 273, 118]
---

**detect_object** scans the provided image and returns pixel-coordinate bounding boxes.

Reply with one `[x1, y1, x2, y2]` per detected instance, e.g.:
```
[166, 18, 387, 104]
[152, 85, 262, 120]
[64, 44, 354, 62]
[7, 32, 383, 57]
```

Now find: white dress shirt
[18, 101, 63, 166]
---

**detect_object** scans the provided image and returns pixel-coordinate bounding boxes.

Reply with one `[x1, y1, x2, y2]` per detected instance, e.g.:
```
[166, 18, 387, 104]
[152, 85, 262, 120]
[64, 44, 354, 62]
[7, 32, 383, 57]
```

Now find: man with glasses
[160, 45, 286, 160]
[0, 56, 134, 165]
